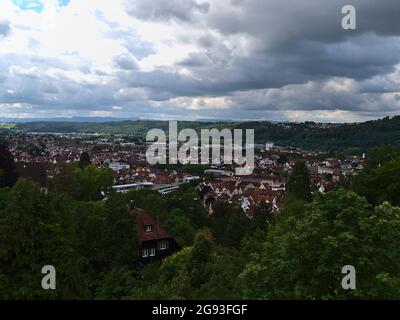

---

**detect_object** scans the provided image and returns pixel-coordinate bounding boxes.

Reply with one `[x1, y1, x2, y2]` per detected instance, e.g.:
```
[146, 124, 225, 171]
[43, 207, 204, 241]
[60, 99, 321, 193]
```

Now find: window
[150, 248, 156, 256]
[142, 248, 149, 258]
[159, 240, 169, 250]
[145, 225, 152, 232]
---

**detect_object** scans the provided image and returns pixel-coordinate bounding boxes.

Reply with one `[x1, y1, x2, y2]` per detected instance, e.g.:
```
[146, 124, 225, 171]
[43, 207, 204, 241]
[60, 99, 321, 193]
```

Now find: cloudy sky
[0, 0, 399, 122]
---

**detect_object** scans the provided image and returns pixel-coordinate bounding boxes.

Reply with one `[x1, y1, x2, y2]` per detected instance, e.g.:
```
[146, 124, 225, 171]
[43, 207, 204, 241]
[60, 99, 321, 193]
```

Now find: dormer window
[145, 225, 152, 232]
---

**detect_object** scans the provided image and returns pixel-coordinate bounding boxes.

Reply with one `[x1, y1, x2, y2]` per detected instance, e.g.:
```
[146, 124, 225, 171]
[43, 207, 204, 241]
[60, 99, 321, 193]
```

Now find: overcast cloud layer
[0, 0, 399, 122]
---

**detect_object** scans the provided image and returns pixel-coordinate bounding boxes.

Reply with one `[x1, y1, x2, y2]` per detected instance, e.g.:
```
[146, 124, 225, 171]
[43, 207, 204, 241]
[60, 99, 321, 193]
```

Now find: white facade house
[109, 162, 130, 171]
[265, 142, 275, 151]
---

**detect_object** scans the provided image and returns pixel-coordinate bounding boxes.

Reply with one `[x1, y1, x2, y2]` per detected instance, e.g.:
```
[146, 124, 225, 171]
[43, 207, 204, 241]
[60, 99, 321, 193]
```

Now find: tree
[250, 202, 274, 231]
[52, 163, 114, 201]
[187, 235, 215, 289]
[50, 163, 80, 198]
[0, 143, 18, 188]
[79, 151, 91, 169]
[102, 193, 139, 268]
[352, 159, 400, 206]
[288, 160, 312, 202]
[157, 247, 193, 299]
[224, 209, 250, 247]
[0, 180, 86, 299]
[196, 252, 244, 299]
[365, 145, 400, 171]
[167, 187, 210, 229]
[94, 267, 137, 299]
[240, 228, 268, 261]
[239, 189, 400, 299]
[73, 200, 108, 286]
[126, 190, 168, 220]
[163, 208, 196, 247]
[75, 165, 114, 201]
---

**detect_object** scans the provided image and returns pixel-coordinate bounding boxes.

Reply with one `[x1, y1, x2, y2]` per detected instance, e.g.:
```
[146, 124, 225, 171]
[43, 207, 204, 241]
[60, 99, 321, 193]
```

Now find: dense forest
[9, 115, 400, 152]
[1, 142, 400, 299]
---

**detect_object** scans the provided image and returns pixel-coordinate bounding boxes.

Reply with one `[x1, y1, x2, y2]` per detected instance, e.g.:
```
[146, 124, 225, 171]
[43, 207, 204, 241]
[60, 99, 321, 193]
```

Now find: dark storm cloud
[206, 0, 400, 46]
[124, 33, 399, 103]
[0, 53, 116, 111]
[122, 0, 400, 109]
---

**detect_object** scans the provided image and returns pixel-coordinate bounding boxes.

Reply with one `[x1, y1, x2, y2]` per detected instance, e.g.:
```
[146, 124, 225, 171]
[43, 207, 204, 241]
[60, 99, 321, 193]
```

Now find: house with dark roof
[131, 207, 180, 264]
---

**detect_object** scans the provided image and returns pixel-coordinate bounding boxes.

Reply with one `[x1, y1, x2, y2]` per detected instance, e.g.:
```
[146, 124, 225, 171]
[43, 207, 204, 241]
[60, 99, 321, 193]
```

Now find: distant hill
[0, 117, 138, 123]
[10, 116, 400, 152]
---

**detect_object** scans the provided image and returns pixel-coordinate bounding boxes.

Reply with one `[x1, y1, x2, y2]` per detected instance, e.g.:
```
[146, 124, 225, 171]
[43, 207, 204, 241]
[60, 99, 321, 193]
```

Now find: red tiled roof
[249, 194, 273, 203]
[132, 208, 173, 242]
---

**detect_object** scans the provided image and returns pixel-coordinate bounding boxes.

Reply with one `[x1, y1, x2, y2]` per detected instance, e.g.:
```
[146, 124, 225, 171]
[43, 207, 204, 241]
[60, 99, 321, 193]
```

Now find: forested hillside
[12, 116, 400, 152]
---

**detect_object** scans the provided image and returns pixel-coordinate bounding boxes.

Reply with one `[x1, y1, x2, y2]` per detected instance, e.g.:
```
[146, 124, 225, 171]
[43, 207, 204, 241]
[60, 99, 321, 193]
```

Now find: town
[8, 131, 365, 217]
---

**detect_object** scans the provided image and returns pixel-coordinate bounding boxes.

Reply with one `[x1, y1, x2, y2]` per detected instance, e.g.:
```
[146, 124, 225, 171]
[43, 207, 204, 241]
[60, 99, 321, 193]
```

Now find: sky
[0, 0, 399, 122]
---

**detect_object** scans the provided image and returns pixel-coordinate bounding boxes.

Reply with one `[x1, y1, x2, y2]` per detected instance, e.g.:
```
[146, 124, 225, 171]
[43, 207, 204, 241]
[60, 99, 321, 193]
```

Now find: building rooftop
[132, 208, 174, 242]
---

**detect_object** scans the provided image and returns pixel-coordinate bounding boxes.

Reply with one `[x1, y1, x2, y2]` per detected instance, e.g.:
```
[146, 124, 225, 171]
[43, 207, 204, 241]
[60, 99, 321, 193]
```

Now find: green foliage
[352, 158, 400, 206]
[288, 160, 312, 202]
[0, 180, 86, 299]
[51, 163, 114, 201]
[0, 143, 18, 188]
[163, 208, 196, 246]
[130, 260, 174, 299]
[79, 151, 91, 169]
[250, 202, 274, 231]
[0, 187, 9, 211]
[16, 116, 400, 151]
[187, 235, 215, 289]
[0, 179, 138, 299]
[209, 201, 250, 247]
[240, 189, 400, 299]
[50, 163, 80, 198]
[365, 145, 400, 171]
[75, 165, 114, 201]
[240, 228, 268, 261]
[94, 267, 137, 300]
[126, 189, 168, 219]
[195, 251, 244, 299]
[102, 193, 139, 268]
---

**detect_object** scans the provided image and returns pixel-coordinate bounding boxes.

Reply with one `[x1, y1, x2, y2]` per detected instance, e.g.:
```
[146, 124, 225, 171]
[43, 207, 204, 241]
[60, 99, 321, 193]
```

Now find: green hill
[12, 116, 400, 152]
